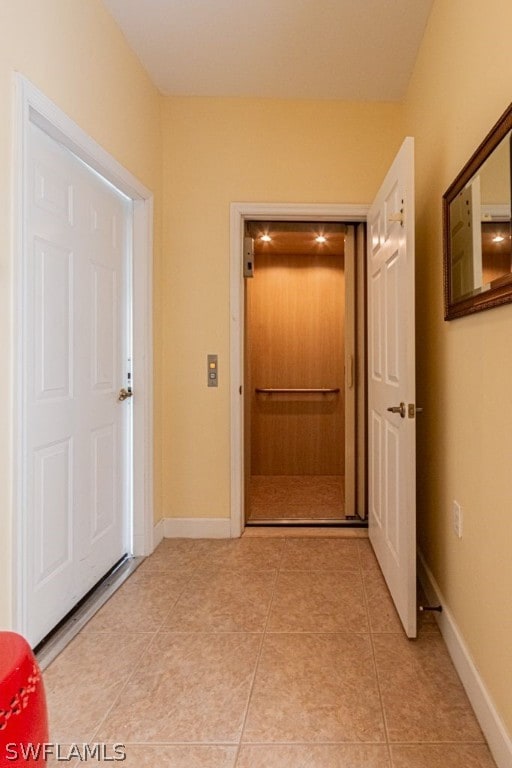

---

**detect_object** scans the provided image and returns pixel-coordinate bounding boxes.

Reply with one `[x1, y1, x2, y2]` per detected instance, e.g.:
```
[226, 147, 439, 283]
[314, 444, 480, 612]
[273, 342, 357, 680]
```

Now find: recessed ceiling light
[260, 234, 272, 242]
[492, 234, 505, 243]
[315, 235, 327, 244]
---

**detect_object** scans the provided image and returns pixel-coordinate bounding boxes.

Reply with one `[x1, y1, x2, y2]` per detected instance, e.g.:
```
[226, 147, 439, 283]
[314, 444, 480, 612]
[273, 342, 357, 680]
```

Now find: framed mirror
[443, 103, 512, 320]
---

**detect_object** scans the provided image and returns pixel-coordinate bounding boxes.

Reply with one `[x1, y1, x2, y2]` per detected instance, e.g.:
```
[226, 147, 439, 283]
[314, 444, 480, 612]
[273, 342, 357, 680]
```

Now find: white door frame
[230, 202, 369, 537]
[12, 75, 154, 634]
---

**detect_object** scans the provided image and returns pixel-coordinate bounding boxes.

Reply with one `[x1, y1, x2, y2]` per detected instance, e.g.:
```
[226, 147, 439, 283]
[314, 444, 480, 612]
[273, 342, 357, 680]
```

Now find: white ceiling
[102, 0, 434, 101]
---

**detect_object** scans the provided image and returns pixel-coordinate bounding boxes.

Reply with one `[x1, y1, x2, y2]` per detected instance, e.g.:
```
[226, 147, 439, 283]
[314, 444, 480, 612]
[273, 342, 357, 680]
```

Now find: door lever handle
[118, 387, 133, 402]
[346, 354, 354, 389]
[387, 402, 406, 418]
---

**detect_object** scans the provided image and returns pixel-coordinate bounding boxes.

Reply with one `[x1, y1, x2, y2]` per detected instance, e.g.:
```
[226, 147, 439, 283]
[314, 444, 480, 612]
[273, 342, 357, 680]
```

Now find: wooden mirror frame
[443, 103, 512, 320]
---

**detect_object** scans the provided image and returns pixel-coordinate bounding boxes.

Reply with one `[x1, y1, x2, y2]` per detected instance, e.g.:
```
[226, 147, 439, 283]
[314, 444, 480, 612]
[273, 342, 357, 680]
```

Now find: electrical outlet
[452, 500, 463, 538]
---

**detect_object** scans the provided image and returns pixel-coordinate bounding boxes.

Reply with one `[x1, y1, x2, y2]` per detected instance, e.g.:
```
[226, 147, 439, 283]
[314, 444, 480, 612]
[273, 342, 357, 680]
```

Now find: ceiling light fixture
[492, 234, 505, 243]
[315, 235, 327, 244]
[260, 234, 272, 242]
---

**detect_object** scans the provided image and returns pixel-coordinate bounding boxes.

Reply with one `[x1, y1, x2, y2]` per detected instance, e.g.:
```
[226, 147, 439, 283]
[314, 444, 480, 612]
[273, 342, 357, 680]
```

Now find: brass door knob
[118, 388, 133, 402]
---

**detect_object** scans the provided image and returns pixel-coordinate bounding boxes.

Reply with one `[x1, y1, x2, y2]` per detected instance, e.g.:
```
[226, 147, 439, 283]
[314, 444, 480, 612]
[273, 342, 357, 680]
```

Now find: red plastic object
[0, 633, 48, 765]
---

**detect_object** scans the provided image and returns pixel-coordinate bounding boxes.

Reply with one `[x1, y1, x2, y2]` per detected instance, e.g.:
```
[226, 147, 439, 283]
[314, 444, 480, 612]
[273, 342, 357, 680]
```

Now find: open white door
[367, 137, 417, 638]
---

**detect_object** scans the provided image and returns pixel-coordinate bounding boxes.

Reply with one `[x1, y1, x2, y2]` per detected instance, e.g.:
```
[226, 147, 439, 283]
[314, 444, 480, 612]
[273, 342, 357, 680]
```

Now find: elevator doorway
[244, 221, 366, 526]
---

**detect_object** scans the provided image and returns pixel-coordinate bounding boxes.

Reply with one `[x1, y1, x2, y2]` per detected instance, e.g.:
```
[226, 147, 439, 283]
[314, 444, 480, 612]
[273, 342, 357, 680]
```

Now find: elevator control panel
[243, 237, 254, 278]
[207, 354, 218, 387]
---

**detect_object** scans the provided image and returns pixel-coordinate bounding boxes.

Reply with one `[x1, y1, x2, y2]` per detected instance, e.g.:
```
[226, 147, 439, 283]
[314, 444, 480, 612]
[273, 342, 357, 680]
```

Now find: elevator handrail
[255, 387, 340, 394]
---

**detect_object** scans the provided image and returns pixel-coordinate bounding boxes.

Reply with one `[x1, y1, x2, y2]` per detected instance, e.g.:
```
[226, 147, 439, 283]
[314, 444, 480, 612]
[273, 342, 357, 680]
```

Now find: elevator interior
[244, 221, 366, 525]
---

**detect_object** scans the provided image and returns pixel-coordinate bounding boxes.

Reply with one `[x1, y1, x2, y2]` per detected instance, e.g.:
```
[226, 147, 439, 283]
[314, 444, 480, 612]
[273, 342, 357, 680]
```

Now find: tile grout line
[150, 561, 204, 632]
[359, 541, 394, 768]
[86, 559, 201, 746]
[232, 538, 287, 766]
[86, 626, 162, 745]
[48, 539, 396, 761]
[237, 539, 388, 760]
[116, 738, 400, 745]
[77, 541, 280, 751]
[46, 539, 498, 764]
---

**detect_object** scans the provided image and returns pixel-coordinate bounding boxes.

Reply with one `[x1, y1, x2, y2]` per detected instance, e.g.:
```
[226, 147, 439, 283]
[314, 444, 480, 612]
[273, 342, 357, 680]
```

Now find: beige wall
[405, 0, 512, 736]
[0, 0, 162, 628]
[160, 97, 405, 519]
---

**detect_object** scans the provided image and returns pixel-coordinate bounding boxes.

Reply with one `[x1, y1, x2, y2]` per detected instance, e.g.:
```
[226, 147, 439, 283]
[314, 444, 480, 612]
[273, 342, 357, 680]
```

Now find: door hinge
[389, 199, 404, 227]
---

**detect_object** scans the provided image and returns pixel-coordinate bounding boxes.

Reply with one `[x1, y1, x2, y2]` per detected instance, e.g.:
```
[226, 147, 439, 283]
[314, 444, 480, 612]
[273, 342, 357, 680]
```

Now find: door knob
[118, 387, 133, 402]
[387, 402, 406, 418]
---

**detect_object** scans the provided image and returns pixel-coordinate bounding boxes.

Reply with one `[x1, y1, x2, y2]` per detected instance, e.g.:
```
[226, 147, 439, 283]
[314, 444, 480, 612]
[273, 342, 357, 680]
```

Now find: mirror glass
[444, 104, 512, 319]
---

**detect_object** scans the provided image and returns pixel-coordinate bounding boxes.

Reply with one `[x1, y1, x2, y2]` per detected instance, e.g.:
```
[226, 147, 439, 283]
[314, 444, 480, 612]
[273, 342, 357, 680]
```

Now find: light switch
[207, 354, 218, 387]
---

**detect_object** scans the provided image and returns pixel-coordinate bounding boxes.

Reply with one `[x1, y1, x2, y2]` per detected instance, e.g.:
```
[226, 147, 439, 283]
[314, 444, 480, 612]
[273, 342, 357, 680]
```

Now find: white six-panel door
[367, 137, 417, 638]
[24, 121, 132, 646]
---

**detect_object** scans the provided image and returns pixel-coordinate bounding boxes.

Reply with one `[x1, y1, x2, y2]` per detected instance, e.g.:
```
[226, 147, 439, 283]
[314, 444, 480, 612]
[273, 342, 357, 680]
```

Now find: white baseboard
[418, 551, 512, 768]
[152, 518, 165, 550]
[163, 517, 231, 539]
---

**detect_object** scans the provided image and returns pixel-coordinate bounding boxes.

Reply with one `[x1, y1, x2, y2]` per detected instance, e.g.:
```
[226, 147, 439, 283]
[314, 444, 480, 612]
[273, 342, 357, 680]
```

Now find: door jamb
[12, 75, 154, 634]
[230, 202, 369, 537]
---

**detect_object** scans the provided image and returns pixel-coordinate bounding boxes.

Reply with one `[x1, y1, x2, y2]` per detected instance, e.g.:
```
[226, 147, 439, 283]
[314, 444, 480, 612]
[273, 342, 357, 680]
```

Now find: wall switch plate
[452, 500, 463, 538]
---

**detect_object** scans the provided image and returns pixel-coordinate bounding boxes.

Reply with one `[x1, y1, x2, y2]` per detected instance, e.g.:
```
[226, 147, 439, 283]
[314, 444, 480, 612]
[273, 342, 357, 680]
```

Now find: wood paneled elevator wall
[245, 222, 347, 522]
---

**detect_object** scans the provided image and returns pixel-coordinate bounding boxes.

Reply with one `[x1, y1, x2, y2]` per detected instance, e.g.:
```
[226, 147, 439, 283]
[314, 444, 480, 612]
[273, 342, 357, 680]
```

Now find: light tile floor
[43, 537, 497, 767]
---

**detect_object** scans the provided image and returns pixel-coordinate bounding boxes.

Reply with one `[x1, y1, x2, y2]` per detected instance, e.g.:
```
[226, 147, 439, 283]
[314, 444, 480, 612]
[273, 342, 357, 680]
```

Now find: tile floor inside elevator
[248, 475, 346, 521]
[43, 535, 496, 767]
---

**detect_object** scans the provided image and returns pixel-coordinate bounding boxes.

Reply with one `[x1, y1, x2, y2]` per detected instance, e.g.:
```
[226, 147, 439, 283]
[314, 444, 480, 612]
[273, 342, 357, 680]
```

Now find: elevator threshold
[245, 518, 367, 528]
